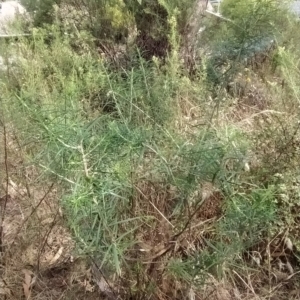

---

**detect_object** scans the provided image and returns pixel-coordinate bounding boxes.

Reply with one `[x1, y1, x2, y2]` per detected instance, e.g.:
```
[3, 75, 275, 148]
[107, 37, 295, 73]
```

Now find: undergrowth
[1, 0, 300, 299]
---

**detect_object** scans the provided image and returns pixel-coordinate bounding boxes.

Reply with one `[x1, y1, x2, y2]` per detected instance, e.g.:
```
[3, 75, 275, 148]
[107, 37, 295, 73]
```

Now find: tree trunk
[180, 0, 208, 73]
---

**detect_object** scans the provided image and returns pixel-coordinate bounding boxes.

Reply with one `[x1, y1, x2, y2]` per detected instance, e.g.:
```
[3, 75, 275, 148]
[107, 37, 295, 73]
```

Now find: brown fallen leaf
[22, 269, 33, 299]
[49, 246, 64, 265]
[41, 217, 54, 225]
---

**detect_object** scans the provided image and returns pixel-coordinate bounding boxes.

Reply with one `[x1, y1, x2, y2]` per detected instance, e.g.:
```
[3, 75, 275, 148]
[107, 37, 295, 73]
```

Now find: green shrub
[124, 0, 194, 58]
[202, 0, 288, 88]
[21, 0, 62, 26]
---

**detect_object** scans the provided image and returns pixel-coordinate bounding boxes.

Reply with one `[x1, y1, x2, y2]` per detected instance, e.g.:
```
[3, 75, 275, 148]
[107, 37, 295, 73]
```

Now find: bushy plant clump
[2, 0, 300, 298]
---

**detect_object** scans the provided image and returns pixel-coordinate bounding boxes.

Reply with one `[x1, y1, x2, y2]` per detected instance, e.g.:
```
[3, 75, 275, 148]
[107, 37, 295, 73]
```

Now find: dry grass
[104, 179, 224, 299]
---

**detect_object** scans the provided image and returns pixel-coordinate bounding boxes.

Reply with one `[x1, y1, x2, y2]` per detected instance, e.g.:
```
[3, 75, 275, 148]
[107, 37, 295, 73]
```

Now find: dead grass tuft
[106, 179, 225, 299]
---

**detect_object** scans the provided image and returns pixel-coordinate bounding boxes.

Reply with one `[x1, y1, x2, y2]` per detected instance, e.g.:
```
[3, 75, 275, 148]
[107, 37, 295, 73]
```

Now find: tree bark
[180, 0, 208, 73]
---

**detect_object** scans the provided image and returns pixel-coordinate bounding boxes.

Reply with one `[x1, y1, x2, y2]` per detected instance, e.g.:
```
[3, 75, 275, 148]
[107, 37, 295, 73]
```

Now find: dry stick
[268, 270, 300, 297]
[125, 199, 213, 264]
[10, 183, 55, 245]
[79, 141, 89, 178]
[232, 270, 257, 296]
[172, 196, 207, 241]
[37, 208, 60, 272]
[89, 255, 118, 299]
[12, 132, 32, 198]
[0, 121, 10, 253]
[134, 184, 175, 228]
[149, 200, 174, 229]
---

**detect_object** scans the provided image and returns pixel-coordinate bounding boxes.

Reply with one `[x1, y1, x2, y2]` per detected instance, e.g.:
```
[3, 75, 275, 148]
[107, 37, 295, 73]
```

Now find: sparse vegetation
[1, 0, 300, 299]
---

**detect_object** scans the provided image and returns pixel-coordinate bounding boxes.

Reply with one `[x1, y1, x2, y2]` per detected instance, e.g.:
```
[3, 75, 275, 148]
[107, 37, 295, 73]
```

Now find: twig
[135, 184, 174, 228]
[149, 200, 174, 228]
[232, 270, 257, 295]
[37, 209, 60, 272]
[22, 184, 54, 229]
[89, 256, 118, 299]
[0, 33, 31, 38]
[38, 164, 75, 184]
[268, 270, 300, 297]
[79, 141, 89, 178]
[205, 10, 232, 22]
[12, 132, 31, 198]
